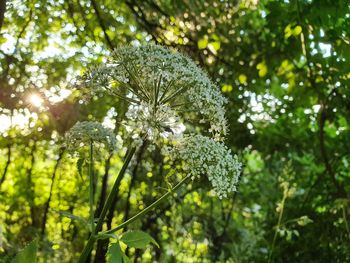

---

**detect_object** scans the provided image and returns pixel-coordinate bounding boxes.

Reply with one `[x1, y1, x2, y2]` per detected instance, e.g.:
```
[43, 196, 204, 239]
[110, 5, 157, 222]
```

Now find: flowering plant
[68, 44, 241, 262]
[165, 134, 241, 199]
[65, 121, 116, 156]
[78, 44, 227, 141]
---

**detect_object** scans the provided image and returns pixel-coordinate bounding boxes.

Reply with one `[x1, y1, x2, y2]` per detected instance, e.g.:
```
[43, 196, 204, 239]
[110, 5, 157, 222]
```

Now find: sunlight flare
[28, 94, 44, 108]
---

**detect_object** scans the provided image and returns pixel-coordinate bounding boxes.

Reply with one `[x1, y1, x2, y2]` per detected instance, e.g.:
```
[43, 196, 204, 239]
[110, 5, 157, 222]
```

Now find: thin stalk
[160, 85, 189, 105]
[78, 147, 136, 263]
[171, 101, 192, 109]
[154, 73, 162, 107]
[106, 86, 139, 104]
[113, 92, 139, 104]
[41, 149, 64, 236]
[89, 140, 95, 234]
[130, 63, 151, 100]
[119, 82, 147, 102]
[0, 144, 11, 189]
[157, 79, 174, 103]
[268, 195, 287, 263]
[124, 65, 150, 101]
[342, 205, 350, 238]
[103, 174, 191, 235]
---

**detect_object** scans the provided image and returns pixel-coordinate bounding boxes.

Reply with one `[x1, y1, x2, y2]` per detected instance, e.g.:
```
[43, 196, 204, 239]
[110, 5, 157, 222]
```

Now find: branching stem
[89, 140, 95, 234]
[78, 147, 136, 263]
[102, 174, 191, 235]
[268, 195, 287, 263]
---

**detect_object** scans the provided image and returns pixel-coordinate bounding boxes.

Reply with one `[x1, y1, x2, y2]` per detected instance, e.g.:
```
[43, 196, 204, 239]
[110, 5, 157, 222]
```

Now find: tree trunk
[0, 0, 6, 32]
[41, 149, 64, 236]
[0, 144, 11, 189]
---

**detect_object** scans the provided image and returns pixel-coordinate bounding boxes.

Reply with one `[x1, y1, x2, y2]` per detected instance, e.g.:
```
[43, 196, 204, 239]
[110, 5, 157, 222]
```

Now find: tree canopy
[0, 0, 350, 262]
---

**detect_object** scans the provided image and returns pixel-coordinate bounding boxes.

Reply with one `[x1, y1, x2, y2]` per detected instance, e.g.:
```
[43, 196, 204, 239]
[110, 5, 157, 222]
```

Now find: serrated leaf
[11, 240, 37, 263]
[106, 243, 123, 263]
[120, 231, 159, 249]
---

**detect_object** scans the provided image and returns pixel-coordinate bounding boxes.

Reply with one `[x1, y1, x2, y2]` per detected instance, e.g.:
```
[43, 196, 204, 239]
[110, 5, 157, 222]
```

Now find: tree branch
[90, 0, 114, 49]
[318, 103, 347, 198]
[0, 0, 6, 32]
[103, 174, 191, 234]
[41, 149, 64, 236]
[0, 144, 11, 189]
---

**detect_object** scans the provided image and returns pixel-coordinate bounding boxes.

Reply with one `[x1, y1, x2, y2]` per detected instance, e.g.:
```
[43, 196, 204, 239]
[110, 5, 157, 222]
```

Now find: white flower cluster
[75, 44, 242, 197]
[78, 44, 228, 140]
[65, 121, 116, 155]
[125, 102, 186, 141]
[166, 134, 241, 199]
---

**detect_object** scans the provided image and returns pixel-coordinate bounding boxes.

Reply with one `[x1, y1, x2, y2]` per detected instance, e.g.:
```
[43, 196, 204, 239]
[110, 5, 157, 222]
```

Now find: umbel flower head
[75, 44, 242, 198]
[65, 121, 116, 156]
[78, 44, 227, 141]
[125, 102, 185, 141]
[165, 134, 241, 199]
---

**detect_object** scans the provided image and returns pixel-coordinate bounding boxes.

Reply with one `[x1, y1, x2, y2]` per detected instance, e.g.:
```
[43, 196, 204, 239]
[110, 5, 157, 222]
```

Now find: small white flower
[167, 134, 241, 198]
[77, 44, 228, 141]
[125, 101, 185, 141]
[74, 44, 242, 196]
[65, 121, 117, 155]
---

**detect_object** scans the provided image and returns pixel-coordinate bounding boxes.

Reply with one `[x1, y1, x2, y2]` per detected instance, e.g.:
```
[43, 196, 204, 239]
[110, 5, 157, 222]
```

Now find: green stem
[268, 195, 287, 263]
[78, 147, 136, 263]
[103, 174, 191, 235]
[342, 205, 350, 237]
[89, 140, 95, 234]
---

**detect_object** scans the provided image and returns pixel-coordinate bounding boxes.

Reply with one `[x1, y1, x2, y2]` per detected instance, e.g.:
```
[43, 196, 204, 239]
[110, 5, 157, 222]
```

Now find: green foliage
[52, 210, 90, 231]
[106, 243, 123, 263]
[106, 242, 133, 263]
[76, 158, 85, 180]
[1, 0, 350, 262]
[11, 240, 37, 263]
[120, 231, 159, 249]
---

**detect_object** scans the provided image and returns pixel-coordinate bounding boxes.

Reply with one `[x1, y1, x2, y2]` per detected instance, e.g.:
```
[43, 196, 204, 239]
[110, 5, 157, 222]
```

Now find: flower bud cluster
[125, 102, 186, 141]
[165, 134, 241, 198]
[65, 121, 116, 155]
[78, 44, 228, 140]
[74, 44, 242, 197]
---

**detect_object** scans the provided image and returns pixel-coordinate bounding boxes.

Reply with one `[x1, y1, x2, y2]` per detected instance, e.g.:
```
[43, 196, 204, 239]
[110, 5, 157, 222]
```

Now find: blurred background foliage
[0, 0, 350, 262]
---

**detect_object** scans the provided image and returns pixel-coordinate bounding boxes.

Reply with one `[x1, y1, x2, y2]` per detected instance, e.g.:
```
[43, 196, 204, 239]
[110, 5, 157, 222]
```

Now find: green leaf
[297, 216, 313, 226]
[238, 74, 247, 84]
[106, 243, 123, 263]
[77, 158, 85, 179]
[11, 240, 37, 263]
[209, 41, 221, 51]
[0, 36, 6, 44]
[221, 84, 233, 93]
[256, 61, 268, 77]
[197, 37, 208, 49]
[120, 231, 159, 249]
[284, 24, 292, 39]
[52, 209, 90, 230]
[96, 233, 119, 241]
[293, 25, 302, 36]
[122, 253, 133, 263]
